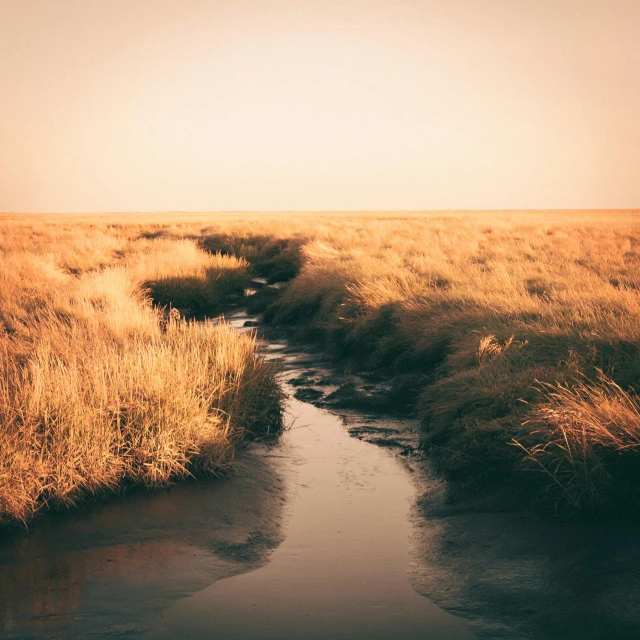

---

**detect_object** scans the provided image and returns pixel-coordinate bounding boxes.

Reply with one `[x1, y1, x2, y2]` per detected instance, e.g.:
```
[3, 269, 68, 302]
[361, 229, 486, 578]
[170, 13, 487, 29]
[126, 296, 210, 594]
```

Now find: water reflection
[147, 397, 474, 640]
[0, 447, 288, 639]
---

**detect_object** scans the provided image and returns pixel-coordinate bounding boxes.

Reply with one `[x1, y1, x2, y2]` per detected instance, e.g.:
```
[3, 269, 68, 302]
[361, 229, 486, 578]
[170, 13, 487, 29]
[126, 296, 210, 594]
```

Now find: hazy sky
[1, 0, 639, 212]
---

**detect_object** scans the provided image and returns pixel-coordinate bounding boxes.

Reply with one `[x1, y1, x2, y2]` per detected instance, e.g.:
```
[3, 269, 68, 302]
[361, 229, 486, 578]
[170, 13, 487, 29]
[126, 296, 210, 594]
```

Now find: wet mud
[0, 447, 290, 639]
[411, 480, 640, 640]
[2, 311, 640, 639]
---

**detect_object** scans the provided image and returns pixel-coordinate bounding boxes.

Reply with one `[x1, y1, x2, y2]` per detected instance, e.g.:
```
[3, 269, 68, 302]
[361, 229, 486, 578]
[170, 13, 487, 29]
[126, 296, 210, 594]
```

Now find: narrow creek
[3, 313, 640, 640]
[0, 314, 473, 640]
[146, 393, 472, 640]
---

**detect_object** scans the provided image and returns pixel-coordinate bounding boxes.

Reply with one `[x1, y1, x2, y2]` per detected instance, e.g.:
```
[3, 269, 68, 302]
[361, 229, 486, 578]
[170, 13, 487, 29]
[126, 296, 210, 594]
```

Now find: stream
[2, 313, 640, 639]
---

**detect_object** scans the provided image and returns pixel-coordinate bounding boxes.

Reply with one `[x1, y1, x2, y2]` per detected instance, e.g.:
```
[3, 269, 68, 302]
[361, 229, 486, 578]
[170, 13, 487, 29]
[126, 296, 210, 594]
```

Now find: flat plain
[2, 210, 640, 523]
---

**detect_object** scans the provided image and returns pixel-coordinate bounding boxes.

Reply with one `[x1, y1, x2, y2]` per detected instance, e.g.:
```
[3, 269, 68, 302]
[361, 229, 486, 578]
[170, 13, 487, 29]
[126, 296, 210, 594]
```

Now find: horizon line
[2, 208, 639, 216]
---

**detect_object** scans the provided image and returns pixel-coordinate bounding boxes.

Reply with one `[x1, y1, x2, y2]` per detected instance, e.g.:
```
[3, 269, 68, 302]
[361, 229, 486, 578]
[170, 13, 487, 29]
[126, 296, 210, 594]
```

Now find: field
[2, 210, 640, 521]
[0, 216, 283, 525]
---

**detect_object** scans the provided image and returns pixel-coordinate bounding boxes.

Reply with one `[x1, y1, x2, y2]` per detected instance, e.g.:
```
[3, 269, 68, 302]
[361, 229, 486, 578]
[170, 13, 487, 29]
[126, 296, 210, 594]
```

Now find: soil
[3, 312, 640, 639]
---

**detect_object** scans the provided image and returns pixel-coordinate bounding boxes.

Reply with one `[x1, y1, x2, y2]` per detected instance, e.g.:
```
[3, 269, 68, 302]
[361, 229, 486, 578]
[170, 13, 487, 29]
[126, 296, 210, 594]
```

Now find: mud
[2, 312, 640, 639]
[410, 477, 640, 639]
[0, 446, 290, 639]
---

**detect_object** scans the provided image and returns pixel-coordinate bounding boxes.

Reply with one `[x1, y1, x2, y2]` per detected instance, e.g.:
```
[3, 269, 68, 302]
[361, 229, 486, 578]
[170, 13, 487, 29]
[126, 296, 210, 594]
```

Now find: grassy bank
[3, 211, 640, 517]
[0, 221, 282, 525]
[260, 212, 640, 515]
[196, 211, 640, 516]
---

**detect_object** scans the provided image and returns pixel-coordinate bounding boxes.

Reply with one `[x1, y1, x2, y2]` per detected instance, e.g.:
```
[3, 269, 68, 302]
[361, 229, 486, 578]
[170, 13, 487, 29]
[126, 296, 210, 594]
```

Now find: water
[147, 394, 473, 639]
[0, 336, 474, 639]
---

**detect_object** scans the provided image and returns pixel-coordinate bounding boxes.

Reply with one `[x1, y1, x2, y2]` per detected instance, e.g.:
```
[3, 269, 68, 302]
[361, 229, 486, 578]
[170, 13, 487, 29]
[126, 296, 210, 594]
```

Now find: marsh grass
[212, 210, 640, 514]
[3, 210, 640, 516]
[129, 239, 251, 315]
[0, 228, 282, 525]
[514, 372, 640, 514]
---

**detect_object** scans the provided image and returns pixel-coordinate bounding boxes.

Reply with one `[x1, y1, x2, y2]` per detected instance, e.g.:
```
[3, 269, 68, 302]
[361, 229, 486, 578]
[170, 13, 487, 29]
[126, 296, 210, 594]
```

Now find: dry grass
[515, 372, 640, 513]
[3, 210, 640, 515]
[0, 223, 282, 525]
[195, 209, 640, 514]
[124, 238, 250, 314]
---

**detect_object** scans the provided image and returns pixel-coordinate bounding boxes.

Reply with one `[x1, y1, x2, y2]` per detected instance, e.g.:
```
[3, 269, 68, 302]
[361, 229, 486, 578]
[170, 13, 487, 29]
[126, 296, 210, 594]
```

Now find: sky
[1, 0, 639, 212]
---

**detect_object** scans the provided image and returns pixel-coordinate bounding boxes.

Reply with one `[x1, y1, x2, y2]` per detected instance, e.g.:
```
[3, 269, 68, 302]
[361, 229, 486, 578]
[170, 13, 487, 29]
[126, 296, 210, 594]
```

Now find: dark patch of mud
[409, 464, 640, 640]
[259, 331, 640, 640]
[288, 370, 338, 387]
[285, 362, 420, 415]
[338, 413, 420, 454]
[0, 444, 291, 640]
[293, 386, 326, 402]
[320, 379, 403, 412]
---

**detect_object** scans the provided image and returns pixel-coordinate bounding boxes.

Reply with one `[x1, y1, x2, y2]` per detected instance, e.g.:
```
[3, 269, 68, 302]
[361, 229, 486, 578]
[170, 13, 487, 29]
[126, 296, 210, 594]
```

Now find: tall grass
[125, 238, 250, 314]
[514, 372, 640, 513]
[3, 210, 640, 515]
[191, 210, 640, 514]
[0, 229, 282, 525]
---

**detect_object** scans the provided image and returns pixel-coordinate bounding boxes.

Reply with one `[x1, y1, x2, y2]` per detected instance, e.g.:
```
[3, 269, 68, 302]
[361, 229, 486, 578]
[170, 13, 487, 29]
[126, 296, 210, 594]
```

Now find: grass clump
[200, 233, 303, 284]
[0, 229, 282, 526]
[0, 319, 281, 524]
[125, 238, 251, 316]
[514, 372, 640, 514]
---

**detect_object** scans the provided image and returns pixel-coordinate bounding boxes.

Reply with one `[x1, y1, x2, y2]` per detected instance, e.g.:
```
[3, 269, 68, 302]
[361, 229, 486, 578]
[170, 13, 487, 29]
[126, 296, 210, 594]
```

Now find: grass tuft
[0, 232, 282, 526]
[514, 372, 640, 514]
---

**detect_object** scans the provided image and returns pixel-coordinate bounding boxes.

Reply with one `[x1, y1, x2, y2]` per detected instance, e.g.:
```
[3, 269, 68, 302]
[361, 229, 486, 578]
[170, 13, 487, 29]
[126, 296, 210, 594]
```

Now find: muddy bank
[0, 446, 290, 639]
[406, 464, 640, 640]
[265, 326, 640, 640]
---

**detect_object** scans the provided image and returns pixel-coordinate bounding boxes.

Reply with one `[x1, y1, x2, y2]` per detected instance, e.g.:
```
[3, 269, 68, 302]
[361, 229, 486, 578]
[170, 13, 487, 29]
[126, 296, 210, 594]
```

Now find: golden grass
[0, 226, 281, 525]
[3, 209, 640, 515]
[194, 209, 640, 513]
[515, 373, 640, 513]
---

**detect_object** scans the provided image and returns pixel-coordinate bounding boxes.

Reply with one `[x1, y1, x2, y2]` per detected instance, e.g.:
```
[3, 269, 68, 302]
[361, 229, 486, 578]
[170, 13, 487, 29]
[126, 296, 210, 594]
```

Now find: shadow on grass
[141, 232, 305, 318]
[200, 234, 304, 284]
[139, 227, 640, 516]
[146, 266, 249, 318]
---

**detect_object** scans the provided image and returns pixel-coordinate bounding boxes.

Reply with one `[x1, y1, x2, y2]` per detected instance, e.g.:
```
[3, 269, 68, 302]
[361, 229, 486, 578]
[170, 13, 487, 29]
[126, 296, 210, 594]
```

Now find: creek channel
[2, 311, 640, 640]
[0, 311, 471, 640]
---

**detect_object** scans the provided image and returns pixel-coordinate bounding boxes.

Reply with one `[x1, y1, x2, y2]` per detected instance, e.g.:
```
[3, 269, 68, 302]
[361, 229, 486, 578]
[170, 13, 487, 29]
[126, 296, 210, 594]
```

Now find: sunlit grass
[514, 372, 640, 513]
[2, 210, 640, 515]
[0, 229, 281, 525]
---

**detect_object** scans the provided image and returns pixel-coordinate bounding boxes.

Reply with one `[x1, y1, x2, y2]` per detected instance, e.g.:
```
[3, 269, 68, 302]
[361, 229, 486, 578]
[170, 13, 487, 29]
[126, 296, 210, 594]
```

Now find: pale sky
[1, 0, 639, 212]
